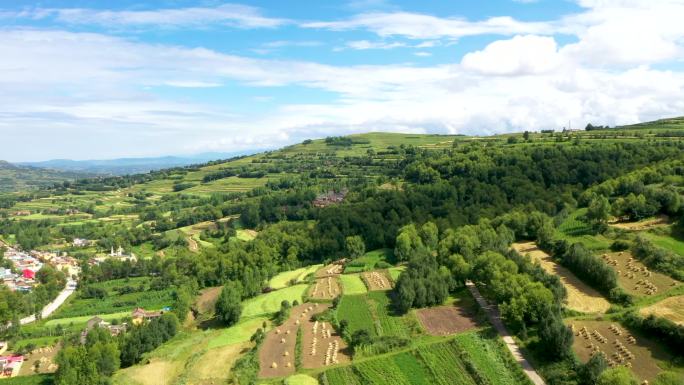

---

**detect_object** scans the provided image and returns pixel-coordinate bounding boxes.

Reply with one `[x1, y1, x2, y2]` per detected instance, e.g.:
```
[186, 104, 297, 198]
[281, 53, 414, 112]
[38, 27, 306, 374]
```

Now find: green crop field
[337, 294, 377, 336]
[323, 335, 527, 385]
[556, 208, 612, 250]
[367, 291, 412, 338]
[49, 278, 173, 319]
[284, 374, 319, 385]
[344, 249, 394, 273]
[269, 265, 322, 289]
[44, 311, 133, 327]
[337, 291, 413, 338]
[241, 284, 308, 319]
[339, 274, 368, 295]
[207, 316, 268, 349]
[453, 332, 531, 385]
[643, 231, 684, 256]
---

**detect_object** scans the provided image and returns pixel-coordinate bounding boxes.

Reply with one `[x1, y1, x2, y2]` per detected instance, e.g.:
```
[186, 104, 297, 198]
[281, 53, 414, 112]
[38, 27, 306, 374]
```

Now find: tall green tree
[345, 235, 365, 258]
[215, 281, 242, 326]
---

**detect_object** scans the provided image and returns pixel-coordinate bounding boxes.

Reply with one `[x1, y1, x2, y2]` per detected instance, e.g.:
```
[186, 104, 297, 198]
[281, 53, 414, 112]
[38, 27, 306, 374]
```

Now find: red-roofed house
[22, 269, 35, 280]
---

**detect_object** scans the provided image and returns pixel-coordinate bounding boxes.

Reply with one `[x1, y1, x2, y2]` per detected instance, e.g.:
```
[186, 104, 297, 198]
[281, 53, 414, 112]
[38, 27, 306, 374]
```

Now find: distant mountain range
[17, 152, 253, 176]
[0, 160, 96, 193]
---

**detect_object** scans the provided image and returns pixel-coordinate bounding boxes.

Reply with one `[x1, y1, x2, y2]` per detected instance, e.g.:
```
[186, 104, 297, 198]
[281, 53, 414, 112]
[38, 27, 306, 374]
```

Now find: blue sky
[1, 0, 683, 161]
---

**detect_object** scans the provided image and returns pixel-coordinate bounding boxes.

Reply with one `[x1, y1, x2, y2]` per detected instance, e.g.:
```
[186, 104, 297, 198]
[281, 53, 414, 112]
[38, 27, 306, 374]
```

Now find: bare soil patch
[600, 251, 680, 297]
[512, 242, 611, 313]
[416, 304, 480, 336]
[361, 270, 393, 291]
[195, 286, 222, 314]
[300, 304, 350, 369]
[609, 215, 671, 231]
[569, 320, 672, 382]
[640, 295, 684, 325]
[308, 276, 341, 300]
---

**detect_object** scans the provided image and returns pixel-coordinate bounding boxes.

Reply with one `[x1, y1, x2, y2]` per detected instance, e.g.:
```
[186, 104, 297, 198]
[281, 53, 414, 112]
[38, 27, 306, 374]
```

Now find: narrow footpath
[466, 280, 546, 385]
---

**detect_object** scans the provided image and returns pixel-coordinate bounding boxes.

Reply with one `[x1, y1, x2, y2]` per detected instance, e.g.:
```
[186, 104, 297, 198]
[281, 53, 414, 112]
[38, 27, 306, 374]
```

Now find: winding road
[20, 279, 78, 325]
[466, 280, 546, 385]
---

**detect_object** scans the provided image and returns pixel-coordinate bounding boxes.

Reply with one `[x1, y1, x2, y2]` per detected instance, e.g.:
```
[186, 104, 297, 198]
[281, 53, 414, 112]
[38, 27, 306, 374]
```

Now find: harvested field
[640, 295, 684, 325]
[20, 344, 60, 376]
[259, 303, 349, 378]
[512, 242, 611, 313]
[308, 275, 341, 300]
[569, 320, 674, 381]
[186, 342, 248, 384]
[361, 270, 393, 291]
[300, 304, 350, 369]
[315, 263, 344, 278]
[416, 304, 480, 336]
[610, 215, 670, 231]
[258, 310, 301, 378]
[599, 251, 680, 297]
[124, 360, 176, 385]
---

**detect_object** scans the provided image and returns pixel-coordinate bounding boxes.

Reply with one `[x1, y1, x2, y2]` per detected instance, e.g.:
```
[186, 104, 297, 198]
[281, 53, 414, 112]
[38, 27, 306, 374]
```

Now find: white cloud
[461, 35, 561, 76]
[2, 4, 287, 29]
[303, 12, 553, 39]
[3, 1, 684, 160]
[414, 52, 432, 57]
[346, 40, 406, 50]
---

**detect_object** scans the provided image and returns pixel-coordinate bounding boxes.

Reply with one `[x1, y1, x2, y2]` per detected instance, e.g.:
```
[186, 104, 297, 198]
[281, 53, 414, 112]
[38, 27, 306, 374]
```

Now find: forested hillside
[0, 121, 683, 385]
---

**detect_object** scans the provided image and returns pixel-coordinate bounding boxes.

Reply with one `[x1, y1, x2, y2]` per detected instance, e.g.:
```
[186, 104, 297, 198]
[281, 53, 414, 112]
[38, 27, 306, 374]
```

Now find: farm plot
[337, 292, 413, 338]
[308, 275, 341, 300]
[640, 295, 684, 325]
[337, 295, 376, 336]
[609, 215, 670, 231]
[512, 242, 611, 313]
[361, 270, 393, 291]
[599, 251, 680, 297]
[416, 303, 480, 336]
[453, 332, 532, 385]
[270, 265, 322, 290]
[323, 335, 526, 385]
[315, 263, 344, 278]
[569, 320, 674, 381]
[339, 274, 367, 295]
[300, 303, 350, 369]
[343, 249, 394, 273]
[241, 284, 308, 319]
[367, 291, 413, 338]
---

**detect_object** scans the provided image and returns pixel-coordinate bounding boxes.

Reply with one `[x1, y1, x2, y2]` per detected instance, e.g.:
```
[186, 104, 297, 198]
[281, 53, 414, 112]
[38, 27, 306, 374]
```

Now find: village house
[72, 238, 92, 247]
[131, 307, 162, 325]
[80, 317, 128, 343]
[11, 211, 30, 217]
[0, 355, 23, 377]
[312, 189, 348, 208]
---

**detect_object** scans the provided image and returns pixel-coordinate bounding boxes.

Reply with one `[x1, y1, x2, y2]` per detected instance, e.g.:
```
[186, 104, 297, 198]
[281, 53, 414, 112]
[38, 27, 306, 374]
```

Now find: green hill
[0, 160, 95, 192]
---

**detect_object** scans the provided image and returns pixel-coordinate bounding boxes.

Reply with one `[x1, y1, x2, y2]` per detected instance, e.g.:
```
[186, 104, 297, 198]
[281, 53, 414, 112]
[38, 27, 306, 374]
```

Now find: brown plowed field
[416, 304, 480, 336]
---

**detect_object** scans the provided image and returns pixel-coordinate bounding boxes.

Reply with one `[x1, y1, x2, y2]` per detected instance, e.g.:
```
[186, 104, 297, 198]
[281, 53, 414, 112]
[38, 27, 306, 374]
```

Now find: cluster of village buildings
[1, 247, 79, 292]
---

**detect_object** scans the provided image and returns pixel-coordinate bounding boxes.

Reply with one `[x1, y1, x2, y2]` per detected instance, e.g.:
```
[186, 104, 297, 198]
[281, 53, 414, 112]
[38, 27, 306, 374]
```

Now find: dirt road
[466, 281, 546, 385]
